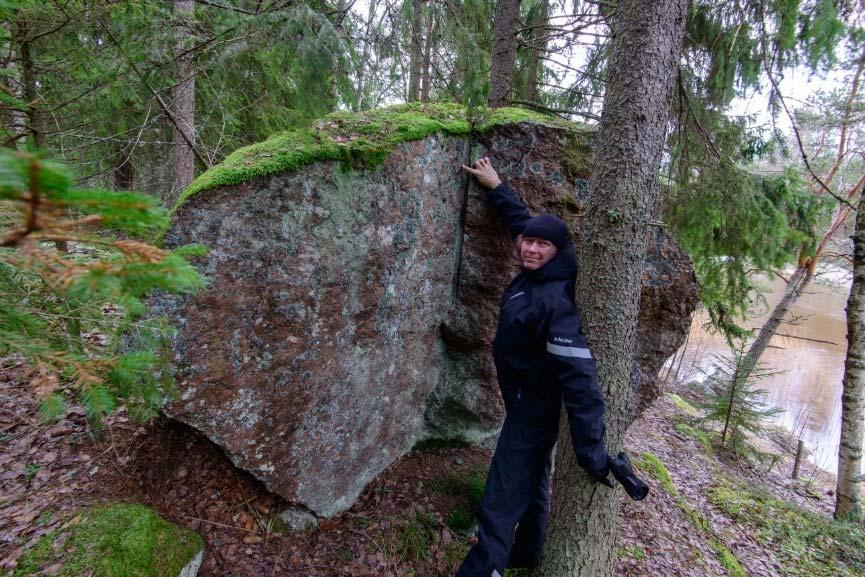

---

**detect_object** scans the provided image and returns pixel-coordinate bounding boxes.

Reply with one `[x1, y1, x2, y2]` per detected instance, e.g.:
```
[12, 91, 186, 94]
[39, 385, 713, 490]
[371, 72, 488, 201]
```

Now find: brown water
[674, 268, 856, 474]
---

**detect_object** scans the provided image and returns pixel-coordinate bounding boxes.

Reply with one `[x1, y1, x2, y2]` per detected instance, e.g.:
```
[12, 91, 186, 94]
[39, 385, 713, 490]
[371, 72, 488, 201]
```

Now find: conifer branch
[97, 23, 212, 171]
[756, 0, 856, 210]
[509, 99, 601, 121]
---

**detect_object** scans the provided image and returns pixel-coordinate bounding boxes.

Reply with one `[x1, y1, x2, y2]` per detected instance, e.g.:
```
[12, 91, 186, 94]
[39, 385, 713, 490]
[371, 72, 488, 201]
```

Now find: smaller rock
[279, 506, 318, 532]
[179, 550, 203, 577]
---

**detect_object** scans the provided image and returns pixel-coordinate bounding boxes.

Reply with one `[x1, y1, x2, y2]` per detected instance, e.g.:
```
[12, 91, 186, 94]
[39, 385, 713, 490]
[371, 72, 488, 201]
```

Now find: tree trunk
[540, 0, 688, 575]
[740, 264, 812, 376]
[520, 0, 549, 103]
[488, 0, 521, 108]
[3, 25, 26, 148]
[355, 0, 378, 111]
[420, 5, 436, 103]
[18, 18, 68, 252]
[17, 19, 42, 149]
[836, 192, 865, 520]
[792, 439, 804, 479]
[114, 153, 134, 190]
[407, 0, 424, 102]
[171, 0, 196, 200]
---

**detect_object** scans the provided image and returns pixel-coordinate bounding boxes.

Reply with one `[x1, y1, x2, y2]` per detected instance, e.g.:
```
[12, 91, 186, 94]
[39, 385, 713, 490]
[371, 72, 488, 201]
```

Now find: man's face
[520, 236, 558, 270]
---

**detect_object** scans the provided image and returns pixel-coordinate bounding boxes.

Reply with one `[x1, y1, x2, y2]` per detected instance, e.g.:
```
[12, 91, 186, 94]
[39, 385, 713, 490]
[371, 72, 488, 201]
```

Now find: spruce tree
[699, 342, 783, 452]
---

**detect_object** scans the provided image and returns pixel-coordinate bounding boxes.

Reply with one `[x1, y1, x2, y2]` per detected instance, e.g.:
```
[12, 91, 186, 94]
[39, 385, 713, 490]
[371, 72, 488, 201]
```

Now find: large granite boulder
[156, 104, 698, 517]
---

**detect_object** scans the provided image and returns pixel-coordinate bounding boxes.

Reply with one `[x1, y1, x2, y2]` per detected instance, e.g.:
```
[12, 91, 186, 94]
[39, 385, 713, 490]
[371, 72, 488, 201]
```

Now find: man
[456, 157, 612, 577]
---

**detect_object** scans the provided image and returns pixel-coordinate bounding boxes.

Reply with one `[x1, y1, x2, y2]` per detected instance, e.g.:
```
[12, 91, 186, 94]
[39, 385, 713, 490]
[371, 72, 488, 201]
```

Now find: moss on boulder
[174, 102, 585, 212]
[13, 503, 204, 577]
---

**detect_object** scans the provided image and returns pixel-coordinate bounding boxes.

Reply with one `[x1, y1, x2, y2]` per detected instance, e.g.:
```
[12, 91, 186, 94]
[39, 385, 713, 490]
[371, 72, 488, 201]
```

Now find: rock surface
[157, 116, 698, 516]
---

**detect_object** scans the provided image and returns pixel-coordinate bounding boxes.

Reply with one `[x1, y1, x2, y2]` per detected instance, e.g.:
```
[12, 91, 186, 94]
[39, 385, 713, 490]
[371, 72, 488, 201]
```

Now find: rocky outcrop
[156, 105, 698, 517]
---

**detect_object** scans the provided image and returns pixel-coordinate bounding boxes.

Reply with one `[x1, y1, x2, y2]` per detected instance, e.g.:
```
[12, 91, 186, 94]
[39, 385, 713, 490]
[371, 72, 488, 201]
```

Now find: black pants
[456, 404, 560, 577]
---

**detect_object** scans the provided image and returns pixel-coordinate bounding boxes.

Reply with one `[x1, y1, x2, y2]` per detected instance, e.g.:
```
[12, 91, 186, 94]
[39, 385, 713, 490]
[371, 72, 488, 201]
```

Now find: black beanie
[521, 214, 570, 249]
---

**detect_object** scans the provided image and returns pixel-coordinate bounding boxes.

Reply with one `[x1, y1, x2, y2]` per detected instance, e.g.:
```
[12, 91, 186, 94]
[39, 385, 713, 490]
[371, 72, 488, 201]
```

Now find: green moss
[14, 503, 203, 577]
[678, 492, 746, 577]
[668, 393, 700, 415]
[709, 481, 865, 577]
[632, 453, 747, 577]
[173, 102, 585, 213]
[560, 132, 594, 180]
[675, 423, 714, 455]
[634, 452, 678, 496]
[710, 541, 747, 577]
[617, 544, 647, 561]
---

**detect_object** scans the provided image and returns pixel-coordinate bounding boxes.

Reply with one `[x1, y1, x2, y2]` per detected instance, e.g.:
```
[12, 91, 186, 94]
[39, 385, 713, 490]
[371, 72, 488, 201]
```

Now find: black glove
[607, 452, 650, 501]
[583, 459, 614, 488]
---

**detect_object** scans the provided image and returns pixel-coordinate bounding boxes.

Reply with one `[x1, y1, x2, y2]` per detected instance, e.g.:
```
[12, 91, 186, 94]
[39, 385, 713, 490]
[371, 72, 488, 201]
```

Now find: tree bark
[407, 0, 424, 102]
[520, 0, 549, 104]
[420, 4, 436, 103]
[114, 153, 134, 190]
[488, 0, 521, 108]
[16, 19, 42, 149]
[18, 17, 68, 252]
[836, 192, 865, 520]
[792, 439, 804, 479]
[355, 0, 378, 111]
[171, 0, 196, 200]
[540, 1, 688, 575]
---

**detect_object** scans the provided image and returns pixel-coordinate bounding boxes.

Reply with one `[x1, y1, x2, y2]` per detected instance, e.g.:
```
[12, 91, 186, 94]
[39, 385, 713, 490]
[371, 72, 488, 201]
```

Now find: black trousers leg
[507, 441, 554, 569]
[455, 411, 558, 577]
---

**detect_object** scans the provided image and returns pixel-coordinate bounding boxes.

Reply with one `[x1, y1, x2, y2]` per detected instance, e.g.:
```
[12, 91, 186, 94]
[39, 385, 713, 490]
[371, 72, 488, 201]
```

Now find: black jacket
[487, 182, 607, 475]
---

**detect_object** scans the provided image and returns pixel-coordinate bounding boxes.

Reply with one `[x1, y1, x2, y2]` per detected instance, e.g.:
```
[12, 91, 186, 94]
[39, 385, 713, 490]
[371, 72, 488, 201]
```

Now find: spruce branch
[756, 0, 856, 210]
[96, 22, 212, 171]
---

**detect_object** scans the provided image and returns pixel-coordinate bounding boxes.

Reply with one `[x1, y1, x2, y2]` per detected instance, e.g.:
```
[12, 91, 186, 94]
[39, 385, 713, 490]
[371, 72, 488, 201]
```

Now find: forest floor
[1, 355, 861, 577]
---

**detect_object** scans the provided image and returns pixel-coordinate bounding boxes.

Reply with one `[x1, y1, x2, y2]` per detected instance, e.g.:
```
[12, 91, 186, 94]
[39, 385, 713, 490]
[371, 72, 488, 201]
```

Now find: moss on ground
[14, 503, 203, 577]
[667, 392, 700, 416]
[710, 540, 748, 577]
[635, 452, 678, 496]
[709, 481, 865, 577]
[173, 102, 588, 213]
[636, 452, 748, 577]
[675, 423, 714, 455]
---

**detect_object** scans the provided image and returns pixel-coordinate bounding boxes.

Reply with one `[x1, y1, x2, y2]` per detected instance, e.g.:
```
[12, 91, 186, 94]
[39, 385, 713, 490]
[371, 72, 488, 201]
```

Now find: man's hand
[461, 156, 502, 189]
[584, 458, 614, 488]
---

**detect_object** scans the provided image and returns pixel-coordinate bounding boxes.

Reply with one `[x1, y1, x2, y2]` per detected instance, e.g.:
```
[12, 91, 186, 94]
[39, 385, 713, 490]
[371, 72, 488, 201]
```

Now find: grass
[445, 508, 475, 534]
[709, 480, 865, 577]
[378, 512, 439, 565]
[434, 462, 488, 536]
[435, 463, 488, 509]
[13, 502, 203, 577]
[172, 102, 591, 213]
